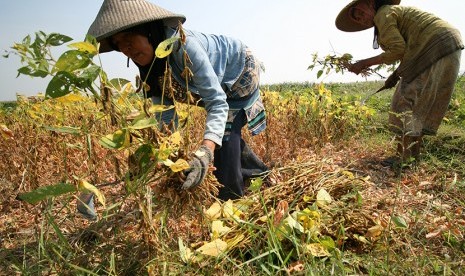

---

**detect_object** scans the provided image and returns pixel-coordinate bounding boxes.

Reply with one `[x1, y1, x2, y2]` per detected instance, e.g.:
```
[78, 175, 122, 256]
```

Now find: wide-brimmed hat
[88, 0, 186, 53]
[335, 0, 401, 32]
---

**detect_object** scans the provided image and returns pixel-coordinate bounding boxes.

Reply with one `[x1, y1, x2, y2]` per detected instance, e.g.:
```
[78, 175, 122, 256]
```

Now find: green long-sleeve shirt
[374, 5, 463, 82]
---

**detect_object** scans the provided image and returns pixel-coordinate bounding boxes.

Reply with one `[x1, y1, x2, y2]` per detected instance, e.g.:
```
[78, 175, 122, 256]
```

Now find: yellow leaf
[305, 243, 331, 257]
[316, 188, 332, 207]
[297, 209, 321, 233]
[257, 215, 269, 223]
[168, 131, 182, 147]
[170, 158, 189, 172]
[303, 195, 312, 202]
[366, 225, 383, 238]
[155, 37, 179, 58]
[78, 179, 106, 208]
[55, 93, 87, 103]
[196, 239, 228, 257]
[204, 202, 222, 220]
[68, 41, 98, 55]
[0, 124, 14, 140]
[225, 234, 245, 249]
[353, 234, 370, 244]
[158, 142, 170, 160]
[148, 104, 174, 113]
[342, 170, 355, 179]
[223, 200, 243, 221]
[211, 220, 231, 239]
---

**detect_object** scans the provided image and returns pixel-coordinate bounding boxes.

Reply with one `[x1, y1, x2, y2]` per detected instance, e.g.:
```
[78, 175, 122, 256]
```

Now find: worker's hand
[182, 145, 214, 189]
[347, 61, 367, 75]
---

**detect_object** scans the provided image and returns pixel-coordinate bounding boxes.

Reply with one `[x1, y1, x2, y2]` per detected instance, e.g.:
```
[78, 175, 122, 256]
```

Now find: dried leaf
[211, 220, 231, 239]
[305, 243, 331, 257]
[288, 261, 305, 273]
[204, 202, 222, 220]
[168, 131, 182, 146]
[225, 234, 245, 249]
[0, 124, 14, 140]
[273, 200, 289, 226]
[426, 224, 449, 239]
[223, 200, 243, 221]
[196, 239, 228, 257]
[316, 188, 332, 207]
[366, 225, 383, 238]
[170, 158, 189, 172]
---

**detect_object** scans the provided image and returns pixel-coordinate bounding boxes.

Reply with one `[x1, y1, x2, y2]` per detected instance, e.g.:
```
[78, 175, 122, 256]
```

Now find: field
[1, 77, 465, 275]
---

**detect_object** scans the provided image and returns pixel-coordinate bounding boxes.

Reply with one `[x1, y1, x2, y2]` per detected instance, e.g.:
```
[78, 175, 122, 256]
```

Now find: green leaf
[392, 216, 408, 229]
[109, 78, 131, 91]
[46, 33, 73, 46]
[53, 50, 91, 73]
[17, 183, 76, 204]
[99, 129, 130, 149]
[317, 70, 323, 79]
[44, 126, 81, 135]
[80, 65, 101, 81]
[248, 178, 263, 192]
[319, 236, 336, 250]
[17, 66, 48, 78]
[155, 37, 179, 58]
[132, 144, 156, 171]
[128, 117, 158, 130]
[46, 71, 77, 98]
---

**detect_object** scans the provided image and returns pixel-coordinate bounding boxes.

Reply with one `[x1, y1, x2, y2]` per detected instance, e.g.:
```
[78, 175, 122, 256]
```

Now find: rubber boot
[240, 139, 269, 179]
[77, 192, 97, 221]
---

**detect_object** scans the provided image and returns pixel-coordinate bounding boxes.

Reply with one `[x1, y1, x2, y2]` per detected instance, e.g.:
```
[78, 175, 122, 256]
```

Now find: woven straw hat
[88, 0, 186, 53]
[335, 0, 401, 32]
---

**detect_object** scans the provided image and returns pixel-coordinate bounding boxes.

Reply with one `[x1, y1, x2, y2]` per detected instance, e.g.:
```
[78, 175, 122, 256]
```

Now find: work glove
[77, 192, 97, 221]
[182, 145, 214, 190]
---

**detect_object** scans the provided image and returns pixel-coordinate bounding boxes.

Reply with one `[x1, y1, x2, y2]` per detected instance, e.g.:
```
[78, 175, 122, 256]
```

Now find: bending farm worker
[335, 0, 463, 167]
[77, 0, 269, 219]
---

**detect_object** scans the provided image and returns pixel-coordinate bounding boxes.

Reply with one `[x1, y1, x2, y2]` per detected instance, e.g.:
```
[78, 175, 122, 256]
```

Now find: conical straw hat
[88, 0, 186, 52]
[335, 0, 400, 32]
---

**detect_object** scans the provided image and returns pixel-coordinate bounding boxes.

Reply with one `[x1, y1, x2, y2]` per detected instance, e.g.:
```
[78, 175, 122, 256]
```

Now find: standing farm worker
[335, 0, 463, 167]
[77, 0, 269, 220]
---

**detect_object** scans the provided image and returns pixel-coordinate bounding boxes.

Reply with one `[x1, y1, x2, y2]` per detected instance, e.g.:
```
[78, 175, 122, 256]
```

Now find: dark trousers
[214, 110, 246, 200]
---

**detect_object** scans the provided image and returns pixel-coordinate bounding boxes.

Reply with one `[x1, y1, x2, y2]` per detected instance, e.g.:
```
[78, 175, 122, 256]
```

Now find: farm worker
[335, 0, 463, 167]
[78, 0, 269, 219]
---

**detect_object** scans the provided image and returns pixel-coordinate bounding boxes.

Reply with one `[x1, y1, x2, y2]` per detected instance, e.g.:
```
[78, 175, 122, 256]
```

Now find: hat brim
[96, 17, 185, 53]
[335, 0, 401, 32]
[87, 0, 186, 53]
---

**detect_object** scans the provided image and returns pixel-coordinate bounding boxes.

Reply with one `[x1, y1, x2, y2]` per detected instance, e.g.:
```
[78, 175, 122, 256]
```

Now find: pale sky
[1, 0, 464, 101]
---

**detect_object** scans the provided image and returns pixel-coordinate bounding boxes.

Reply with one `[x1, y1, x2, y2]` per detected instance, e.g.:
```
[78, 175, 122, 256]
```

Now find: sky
[1, 0, 464, 101]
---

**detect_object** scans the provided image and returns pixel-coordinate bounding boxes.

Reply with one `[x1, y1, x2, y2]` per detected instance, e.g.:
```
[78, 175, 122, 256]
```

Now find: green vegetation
[1, 32, 464, 275]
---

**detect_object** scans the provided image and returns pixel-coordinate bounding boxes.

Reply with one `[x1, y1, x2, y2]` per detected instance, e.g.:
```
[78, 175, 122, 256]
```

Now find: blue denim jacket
[153, 27, 247, 146]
